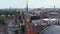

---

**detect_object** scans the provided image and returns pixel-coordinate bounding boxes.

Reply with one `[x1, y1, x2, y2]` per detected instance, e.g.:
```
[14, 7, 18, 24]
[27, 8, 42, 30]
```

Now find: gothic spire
[26, 0, 28, 11]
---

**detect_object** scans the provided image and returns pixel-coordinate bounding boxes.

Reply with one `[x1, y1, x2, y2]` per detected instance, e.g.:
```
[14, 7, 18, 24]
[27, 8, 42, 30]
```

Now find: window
[31, 16, 41, 20]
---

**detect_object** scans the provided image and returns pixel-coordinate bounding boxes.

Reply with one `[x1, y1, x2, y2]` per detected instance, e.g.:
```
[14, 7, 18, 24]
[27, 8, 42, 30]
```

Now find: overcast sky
[0, 0, 60, 9]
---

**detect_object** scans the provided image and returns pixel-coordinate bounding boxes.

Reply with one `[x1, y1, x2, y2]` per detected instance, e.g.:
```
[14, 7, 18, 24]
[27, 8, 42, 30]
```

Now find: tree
[0, 17, 5, 26]
[20, 25, 25, 32]
[14, 29, 18, 34]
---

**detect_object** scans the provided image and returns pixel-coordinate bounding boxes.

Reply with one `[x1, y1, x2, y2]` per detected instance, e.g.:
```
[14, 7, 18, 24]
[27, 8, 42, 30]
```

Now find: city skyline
[0, 0, 60, 9]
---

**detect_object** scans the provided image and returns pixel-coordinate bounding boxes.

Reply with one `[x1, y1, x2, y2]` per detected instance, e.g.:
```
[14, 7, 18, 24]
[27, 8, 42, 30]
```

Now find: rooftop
[40, 25, 60, 34]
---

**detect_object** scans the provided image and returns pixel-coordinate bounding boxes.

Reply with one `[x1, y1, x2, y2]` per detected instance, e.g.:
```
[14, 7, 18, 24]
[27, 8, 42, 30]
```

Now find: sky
[0, 0, 60, 9]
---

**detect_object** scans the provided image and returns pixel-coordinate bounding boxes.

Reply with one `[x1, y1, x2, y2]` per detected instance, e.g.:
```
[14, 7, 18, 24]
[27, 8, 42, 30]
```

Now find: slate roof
[40, 25, 60, 34]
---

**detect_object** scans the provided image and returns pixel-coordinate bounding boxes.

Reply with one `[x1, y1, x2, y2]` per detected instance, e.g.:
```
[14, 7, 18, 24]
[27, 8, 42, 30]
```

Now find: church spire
[26, 0, 28, 11]
[54, 5, 55, 9]
[54, 5, 55, 10]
